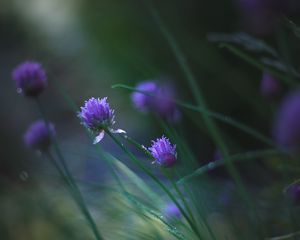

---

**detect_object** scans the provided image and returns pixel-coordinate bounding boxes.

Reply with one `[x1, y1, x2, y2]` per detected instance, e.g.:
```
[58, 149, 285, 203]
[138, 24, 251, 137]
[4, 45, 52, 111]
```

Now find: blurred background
[2, 0, 300, 239]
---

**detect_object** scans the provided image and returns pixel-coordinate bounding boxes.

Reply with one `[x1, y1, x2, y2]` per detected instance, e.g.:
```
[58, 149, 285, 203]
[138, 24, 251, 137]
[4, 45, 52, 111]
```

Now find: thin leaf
[208, 32, 278, 57]
[112, 83, 275, 147]
[284, 17, 300, 39]
[177, 149, 284, 184]
[220, 43, 298, 86]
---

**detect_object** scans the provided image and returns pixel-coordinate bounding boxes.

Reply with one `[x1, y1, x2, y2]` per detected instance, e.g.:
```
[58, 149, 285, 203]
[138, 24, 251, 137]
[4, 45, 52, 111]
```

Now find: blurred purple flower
[131, 81, 157, 113]
[24, 120, 55, 152]
[153, 83, 181, 122]
[285, 182, 300, 205]
[273, 91, 300, 151]
[149, 136, 177, 167]
[131, 80, 181, 122]
[163, 202, 181, 220]
[236, 0, 285, 35]
[260, 72, 282, 101]
[12, 61, 47, 97]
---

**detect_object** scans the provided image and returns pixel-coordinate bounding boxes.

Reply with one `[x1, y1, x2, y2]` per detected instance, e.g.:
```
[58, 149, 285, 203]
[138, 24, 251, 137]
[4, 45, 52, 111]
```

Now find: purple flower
[273, 91, 300, 151]
[78, 97, 124, 143]
[153, 83, 181, 122]
[285, 182, 300, 205]
[12, 61, 47, 97]
[149, 136, 177, 167]
[24, 120, 55, 151]
[236, 0, 285, 35]
[131, 81, 158, 113]
[260, 72, 282, 101]
[131, 80, 181, 122]
[163, 202, 181, 220]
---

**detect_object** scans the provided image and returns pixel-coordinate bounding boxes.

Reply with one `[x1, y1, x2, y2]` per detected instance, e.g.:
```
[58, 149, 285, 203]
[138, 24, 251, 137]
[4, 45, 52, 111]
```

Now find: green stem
[178, 149, 283, 184]
[111, 84, 275, 147]
[121, 131, 217, 239]
[181, 179, 217, 240]
[163, 170, 197, 225]
[35, 98, 105, 240]
[105, 130, 203, 240]
[166, 170, 217, 240]
[142, 1, 264, 237]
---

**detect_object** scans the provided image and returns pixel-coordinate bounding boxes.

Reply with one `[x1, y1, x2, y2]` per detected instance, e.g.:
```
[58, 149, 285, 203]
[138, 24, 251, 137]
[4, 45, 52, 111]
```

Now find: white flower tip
[93, 131, 105, 144]
[111, 129, 126, 134]
[141, 145, 147, 150]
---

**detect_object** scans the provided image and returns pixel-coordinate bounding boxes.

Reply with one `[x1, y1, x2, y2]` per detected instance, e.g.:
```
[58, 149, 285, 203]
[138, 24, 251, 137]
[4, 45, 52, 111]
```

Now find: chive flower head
[131, 80, 180, 122]
[78, 97, 125, 143]
[12, 61, 47, 97]
[148, 136, 177, 167]
[131, 81, 157, 113]
[24, 120, 55, 151]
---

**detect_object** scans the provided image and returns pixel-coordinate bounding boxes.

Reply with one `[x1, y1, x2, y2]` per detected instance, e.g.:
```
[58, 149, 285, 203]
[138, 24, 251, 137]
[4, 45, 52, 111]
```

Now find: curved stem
[163, 170, 197, 225]
[105, 130, 203, 239]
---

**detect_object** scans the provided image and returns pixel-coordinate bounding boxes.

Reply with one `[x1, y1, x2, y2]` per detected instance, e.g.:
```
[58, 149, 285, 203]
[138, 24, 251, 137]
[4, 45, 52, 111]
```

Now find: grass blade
[178, 149, 283, 184]
[112, 83, 275, 147]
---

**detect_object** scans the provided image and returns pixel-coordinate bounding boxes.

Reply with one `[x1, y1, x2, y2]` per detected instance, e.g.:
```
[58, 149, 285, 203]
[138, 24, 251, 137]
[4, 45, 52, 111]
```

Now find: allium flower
[273, 91, 300, 151]
[78, 97, 124, 144]
[24, 120, 55, 151]
[12, 61, 47, 97]
[284, 182, 300, 205]
[148, 136, 177, 167]
[260, 72, 282, 101]
[163, 202, 181, 220]
[153, 83, 181, 122]
[131, 80, 181, 122]
[131, 81, 158, 113]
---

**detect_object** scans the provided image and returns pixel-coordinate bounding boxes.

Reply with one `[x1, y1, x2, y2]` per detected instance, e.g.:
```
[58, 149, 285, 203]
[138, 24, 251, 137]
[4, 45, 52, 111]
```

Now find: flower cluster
[77, 97, 178, 165]
[11, 61, 55, 152]
[12, 59, 179, 166]
[12, 60, 179, 172]
[12, 61, 47, 97]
